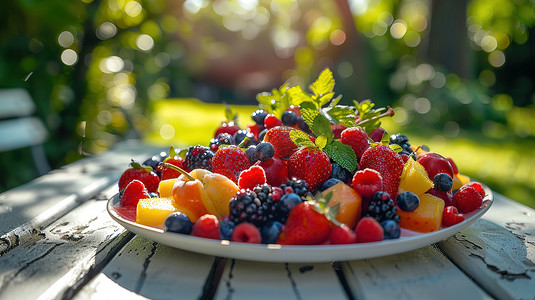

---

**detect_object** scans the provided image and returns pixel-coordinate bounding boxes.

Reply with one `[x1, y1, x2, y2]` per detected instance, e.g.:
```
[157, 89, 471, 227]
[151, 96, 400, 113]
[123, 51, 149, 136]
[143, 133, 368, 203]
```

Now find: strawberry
[340, 127, 369, 159]
[212, 145, 252, 183]
[238, 165, 267, 190]
[442, 206, 465, 227]
[231, 222, 261, 243]
[214, 121, 241, 138]
[454, 184, 483, 213]
[192, 214, 220, 239]
[276, 201, 331, 245]
[329, 224, 357, 244]
[331, 123, 347, 139]
[264, 114, 283, 129]
[263, 126, 299, 158]
[359, 145, 404, 200]
[160, 146, 184, 180]
[287, 146, 332, 191]
[120, 179, 150, 206]
[352, 168, 383, 198]
[118, 160, 160, 193]
[354, 217, 384, 243]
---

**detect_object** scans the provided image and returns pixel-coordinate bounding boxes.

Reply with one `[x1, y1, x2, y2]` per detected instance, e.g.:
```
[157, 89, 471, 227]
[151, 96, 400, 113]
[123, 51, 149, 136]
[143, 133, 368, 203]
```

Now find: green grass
[145, 98, 535, 209]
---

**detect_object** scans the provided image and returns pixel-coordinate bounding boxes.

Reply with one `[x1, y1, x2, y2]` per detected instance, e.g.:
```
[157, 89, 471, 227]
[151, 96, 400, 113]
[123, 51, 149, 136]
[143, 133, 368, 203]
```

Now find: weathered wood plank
[343, 245, 491, 299]
[0, 185, 131, 300]
[0, 141, 162, 254]
[438, 193, 535, 300]
[215, 259, 348, 300]
[75, 235, 216, 299]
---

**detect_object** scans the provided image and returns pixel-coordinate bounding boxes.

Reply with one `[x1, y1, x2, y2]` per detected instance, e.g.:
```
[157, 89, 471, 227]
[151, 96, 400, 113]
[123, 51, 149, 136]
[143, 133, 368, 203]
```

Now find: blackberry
[229, 184, 279, 227]
[389, 133, 415, 157]
[364, 191, 401, 223]
[182, 145, 214, 171]
[280, 179, 311, 199]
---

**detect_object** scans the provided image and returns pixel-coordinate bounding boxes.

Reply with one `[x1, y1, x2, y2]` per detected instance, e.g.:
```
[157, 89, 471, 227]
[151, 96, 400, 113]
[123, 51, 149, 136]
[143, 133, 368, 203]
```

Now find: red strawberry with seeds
[287, 146, 332, 191]
[212, 145, 252, 183]
[119, 160, 160, 193]
[263, 126, 299, 158]
[277, 201, 331, 245]
[352, 168, 383, 199]
[329, 224, 357, 244]
[454, 184, 483, 213]
[120, 179, 150, 206]
[214, 121, 241, 138]
[160, 146, 184, 180]
[341, 127, 370, 159]
[359, 145, 404, 199]
[238, 165, 267, 190]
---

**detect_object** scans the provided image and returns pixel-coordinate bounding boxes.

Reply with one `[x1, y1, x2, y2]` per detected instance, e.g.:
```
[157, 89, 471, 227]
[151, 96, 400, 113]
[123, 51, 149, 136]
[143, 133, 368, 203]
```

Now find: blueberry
[149, 192, 159, 198]
[381, 219, 401, 239]
[251, 109, 268, 125]
[318, 178, 342, 192]
[233, 130, 255, 147]
[281, 111, 298, 126]
[258, 129, 268, 142]
[329, 162, 352, 183]
[279, 193, 302, 219]
[164, 212, 193, 234]
[396, 191, 420, 212]
[433, 173, 453, 192]
[245, 145, 258, 164]
[219, 219, 236, 240]
[389, 133, 409, 145]
[255, 142, 275, 161]
[143, 151, 168, 176]
[297, 116, 309, 132]
[261, 221, 283, 244]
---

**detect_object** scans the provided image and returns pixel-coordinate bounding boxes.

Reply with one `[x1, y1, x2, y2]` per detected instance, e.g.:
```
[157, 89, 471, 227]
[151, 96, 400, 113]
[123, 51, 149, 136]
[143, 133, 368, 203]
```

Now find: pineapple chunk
[136, 197, 178, 227]
[398, 159, 434, 196]
[398, 193, 445, 233]
[158, 178, 176, 198]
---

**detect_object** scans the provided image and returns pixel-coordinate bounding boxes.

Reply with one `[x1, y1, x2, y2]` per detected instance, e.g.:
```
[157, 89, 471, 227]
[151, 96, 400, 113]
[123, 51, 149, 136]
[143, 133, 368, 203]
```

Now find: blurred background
[1, 0, 534, 208]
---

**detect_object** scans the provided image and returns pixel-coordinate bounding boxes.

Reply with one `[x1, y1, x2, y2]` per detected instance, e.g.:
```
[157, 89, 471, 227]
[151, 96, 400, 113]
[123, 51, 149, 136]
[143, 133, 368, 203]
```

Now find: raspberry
[352, 168, 383, 199]
[231, 222, 261, 243]
[192, 214, 220, 239]
[454, 185, 483, 213]
[183, 145, 214, 172]
[329, 224, 357, 244]
[340, 127, 369, 159]
[120, 180, 150, 206]
[238, 165, 267, 190]
[442, 206, 465, 227]
[464, 182, 485, 198]
[355, 217, 384, 243]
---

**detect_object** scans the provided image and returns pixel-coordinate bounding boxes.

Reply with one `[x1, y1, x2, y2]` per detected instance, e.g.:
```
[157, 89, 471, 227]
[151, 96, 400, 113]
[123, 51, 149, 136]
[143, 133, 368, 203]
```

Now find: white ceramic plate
[107, 185, 493, 263]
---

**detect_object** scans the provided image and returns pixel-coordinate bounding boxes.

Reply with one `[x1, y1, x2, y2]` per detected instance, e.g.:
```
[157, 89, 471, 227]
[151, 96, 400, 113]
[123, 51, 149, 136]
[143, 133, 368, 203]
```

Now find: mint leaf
[324, 141, 357, 172]
[324, 105, 356, 128]
[312, 114, 334, 144]
[310, 68, 335, 97]
[256, 84, 290, 118]
[299, 101, 319, 125]
[287, 85, 312, 106]
[315, 134, 328, 149]
[224, 103, 237, 122]
[318, 92, 335, 107]
[289, 130, 315, 148]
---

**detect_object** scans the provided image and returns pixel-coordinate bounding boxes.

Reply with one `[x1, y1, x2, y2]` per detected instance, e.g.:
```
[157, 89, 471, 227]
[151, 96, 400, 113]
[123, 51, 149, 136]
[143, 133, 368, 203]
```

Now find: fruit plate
[107, 185, 493, 263]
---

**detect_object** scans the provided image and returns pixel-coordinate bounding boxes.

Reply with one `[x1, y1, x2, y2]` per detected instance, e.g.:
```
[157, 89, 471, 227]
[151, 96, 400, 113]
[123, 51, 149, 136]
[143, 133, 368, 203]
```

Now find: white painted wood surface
[438, 193, 535, 300]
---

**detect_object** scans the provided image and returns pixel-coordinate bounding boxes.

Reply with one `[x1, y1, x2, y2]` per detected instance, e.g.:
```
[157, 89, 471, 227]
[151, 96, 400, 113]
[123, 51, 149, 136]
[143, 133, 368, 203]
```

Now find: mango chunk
[158, 178, 176, 198]
[136, 197, 178, 227]
[398, 159, 434, 196]
[453, 173, 470, 191]
[398, 193, 445, 233]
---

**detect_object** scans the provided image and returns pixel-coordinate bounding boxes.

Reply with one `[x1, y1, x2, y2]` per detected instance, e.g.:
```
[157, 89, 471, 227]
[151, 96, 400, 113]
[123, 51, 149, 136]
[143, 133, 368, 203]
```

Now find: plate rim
[107, 185, 493, 262]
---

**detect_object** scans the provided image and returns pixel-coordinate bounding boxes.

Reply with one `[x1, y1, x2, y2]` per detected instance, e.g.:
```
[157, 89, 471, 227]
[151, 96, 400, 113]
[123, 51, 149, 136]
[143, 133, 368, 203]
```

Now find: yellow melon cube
[453, 173, 470, 191]
[398, 159, 434, 196]
[398, 193, 445, 233]
[158, 178, 176, 198]
[136, 197, 179, 227]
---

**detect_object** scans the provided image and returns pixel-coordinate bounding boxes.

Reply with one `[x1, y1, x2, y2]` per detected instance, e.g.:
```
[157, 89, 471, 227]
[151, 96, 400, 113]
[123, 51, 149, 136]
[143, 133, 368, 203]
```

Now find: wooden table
[1, 140, 534, 300]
